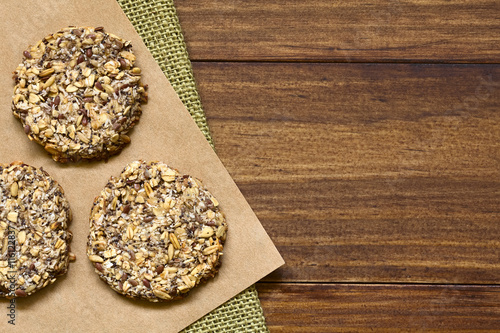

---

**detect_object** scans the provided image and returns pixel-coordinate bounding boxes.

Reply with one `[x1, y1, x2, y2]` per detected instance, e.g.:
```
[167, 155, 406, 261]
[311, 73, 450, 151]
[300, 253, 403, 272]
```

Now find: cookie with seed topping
[0, 161, 74, 298]
[12, 26, 147, 163]
[87, 160, 227, 302]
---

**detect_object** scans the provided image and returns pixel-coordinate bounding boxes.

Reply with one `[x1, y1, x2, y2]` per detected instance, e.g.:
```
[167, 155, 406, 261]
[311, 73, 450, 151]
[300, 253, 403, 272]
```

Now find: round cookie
[0, 161, 74, 298]
[87, 160, 227, 302]
[12, 26, 148, 163]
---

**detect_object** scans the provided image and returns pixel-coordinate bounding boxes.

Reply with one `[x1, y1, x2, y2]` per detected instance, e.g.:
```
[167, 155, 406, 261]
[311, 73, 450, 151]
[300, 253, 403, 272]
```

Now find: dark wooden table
[176, 1, 500, 331]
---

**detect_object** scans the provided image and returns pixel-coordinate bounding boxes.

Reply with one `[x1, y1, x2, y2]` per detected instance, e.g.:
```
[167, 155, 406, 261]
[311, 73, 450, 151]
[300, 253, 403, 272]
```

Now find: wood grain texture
[181, 0, 500, 328]
[256, 283, 500, 332]
[176, 0, 500, 62]
[193, 62, 500, 283]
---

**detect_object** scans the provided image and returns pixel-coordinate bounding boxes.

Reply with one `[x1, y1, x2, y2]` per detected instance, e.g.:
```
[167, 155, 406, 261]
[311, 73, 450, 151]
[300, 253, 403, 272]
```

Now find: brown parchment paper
[0, 1, 284, 331]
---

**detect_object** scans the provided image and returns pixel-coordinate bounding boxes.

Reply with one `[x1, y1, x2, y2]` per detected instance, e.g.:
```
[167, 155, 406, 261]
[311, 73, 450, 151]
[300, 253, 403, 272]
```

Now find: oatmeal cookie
[12, 26, 148, 163]
[87, 160, 227, 302]
[0, 161, 74, 298]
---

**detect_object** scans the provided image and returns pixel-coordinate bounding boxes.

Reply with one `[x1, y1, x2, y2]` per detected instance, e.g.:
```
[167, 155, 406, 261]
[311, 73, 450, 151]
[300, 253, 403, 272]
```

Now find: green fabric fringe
[117, 0, 269, 331]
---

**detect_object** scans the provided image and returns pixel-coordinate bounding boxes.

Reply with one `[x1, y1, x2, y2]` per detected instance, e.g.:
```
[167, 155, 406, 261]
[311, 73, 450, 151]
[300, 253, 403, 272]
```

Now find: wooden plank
[176, 0, 500, 63]
[256, 283, 500, 332]
[192, 62, 500, 283]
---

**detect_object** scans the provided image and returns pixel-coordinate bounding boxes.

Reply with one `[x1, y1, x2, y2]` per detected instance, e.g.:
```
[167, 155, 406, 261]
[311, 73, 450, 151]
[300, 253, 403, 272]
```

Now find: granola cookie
[0, 161, 74, 298]
[12, 26, 148, 163]
[87, 160, 227, 302]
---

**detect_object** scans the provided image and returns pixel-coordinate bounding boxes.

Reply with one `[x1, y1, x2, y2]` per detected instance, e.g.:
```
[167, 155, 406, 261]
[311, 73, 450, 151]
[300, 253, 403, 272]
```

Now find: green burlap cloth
[117, 0, 269, 332]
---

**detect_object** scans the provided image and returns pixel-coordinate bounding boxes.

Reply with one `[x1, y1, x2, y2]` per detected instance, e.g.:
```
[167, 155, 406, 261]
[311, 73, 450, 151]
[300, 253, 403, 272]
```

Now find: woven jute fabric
[117, 0, 269, 332]
[117, 0, 213, 148]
